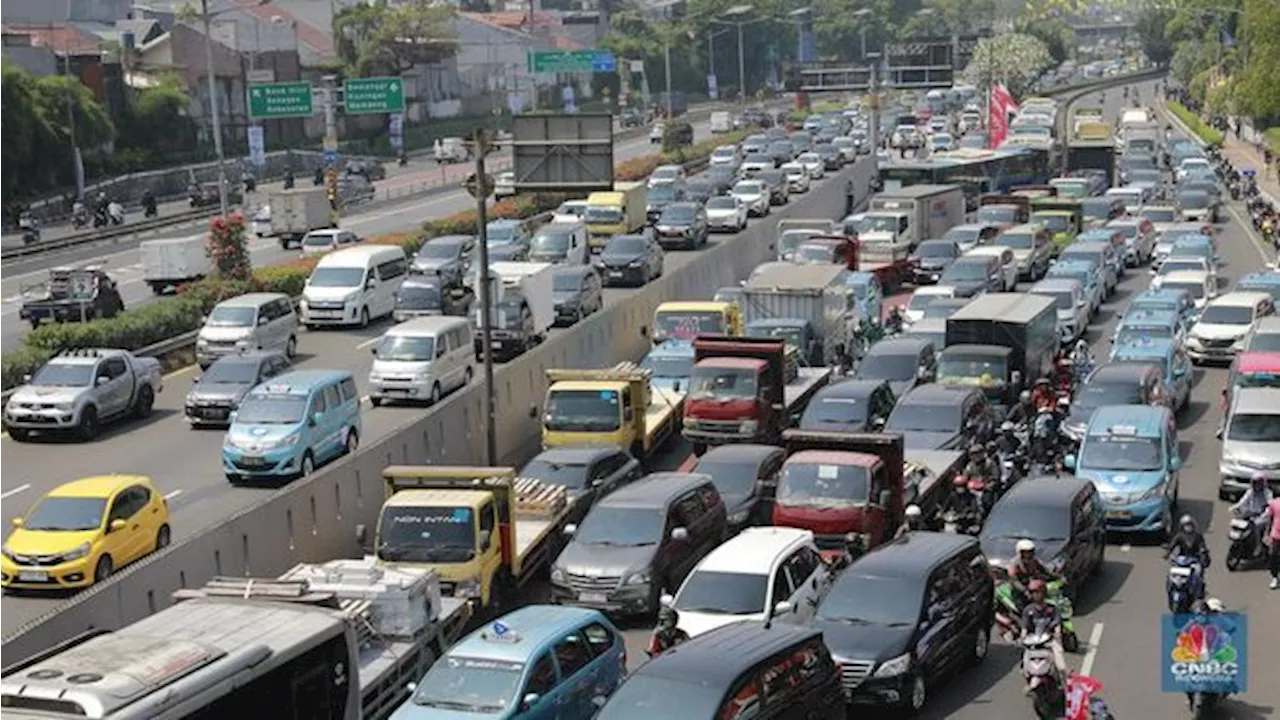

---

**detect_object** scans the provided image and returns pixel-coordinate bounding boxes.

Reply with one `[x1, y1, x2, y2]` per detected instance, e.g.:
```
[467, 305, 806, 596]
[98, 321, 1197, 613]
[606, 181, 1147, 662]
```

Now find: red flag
[1065, 673, 1104, 720]
[994, 83, 1019, 116]
[988, 87, 1009, 148]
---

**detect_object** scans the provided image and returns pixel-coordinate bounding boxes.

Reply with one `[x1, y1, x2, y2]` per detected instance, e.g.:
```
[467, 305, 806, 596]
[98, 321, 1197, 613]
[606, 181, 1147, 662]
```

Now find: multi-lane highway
[0, 125, 666, 349]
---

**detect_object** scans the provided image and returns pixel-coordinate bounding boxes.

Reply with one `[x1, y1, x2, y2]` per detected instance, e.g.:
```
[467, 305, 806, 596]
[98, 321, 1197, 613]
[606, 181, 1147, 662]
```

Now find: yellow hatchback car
[1, 475, 171, 591]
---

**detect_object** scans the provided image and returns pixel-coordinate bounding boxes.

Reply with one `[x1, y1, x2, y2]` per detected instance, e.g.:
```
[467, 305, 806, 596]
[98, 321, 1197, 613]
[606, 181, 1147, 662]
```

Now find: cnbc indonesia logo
[1166, 615, 1246, 693]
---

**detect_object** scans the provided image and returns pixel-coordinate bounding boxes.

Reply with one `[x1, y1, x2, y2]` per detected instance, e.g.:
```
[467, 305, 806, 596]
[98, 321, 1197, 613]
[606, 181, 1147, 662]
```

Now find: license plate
[1106, 510, 1131, 519]
[17, 571, 48, 582]
[491, 341, 503, 349]
[579, 592, 608, 603]
[240, 455, 266, 467]
[311, 310, 339, 318]
[608, 271, 624, 278]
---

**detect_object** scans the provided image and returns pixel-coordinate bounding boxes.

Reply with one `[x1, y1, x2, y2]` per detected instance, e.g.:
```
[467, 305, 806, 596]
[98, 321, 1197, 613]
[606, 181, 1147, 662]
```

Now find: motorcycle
[93, 207, 109, 228]
[107, 202, 125, 226]
[1225, 510, 1269, 571]
[941, 509, 981, 535]
[1030, 410, 1062, 474]
[990, 570, 1078, 651]
[18, 214, 40, 245]
[143, 199, 158, 218]
[71, 204, 89, 229]
[1022, 632, 1067, 720]
[1166, 555, 1205, 613]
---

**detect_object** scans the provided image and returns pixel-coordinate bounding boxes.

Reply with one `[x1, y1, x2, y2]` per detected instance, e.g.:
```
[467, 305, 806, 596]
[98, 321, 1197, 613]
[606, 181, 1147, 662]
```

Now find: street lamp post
[852, 8, 872, 61]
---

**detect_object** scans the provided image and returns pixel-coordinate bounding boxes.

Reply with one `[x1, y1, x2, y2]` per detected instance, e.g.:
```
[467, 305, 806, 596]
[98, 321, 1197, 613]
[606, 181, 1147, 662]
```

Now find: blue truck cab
[221, 369, 361, 483]
[1237, 270, 1280, 303]
[394, 605, 627, 720]
[1109, 309, 1185, 358]
[640, 338, 695, 395]
[844, 271, 885, 323]
[1108, 336, 1193, 410]
[1046, 260, 1104, 314]
[1065, 405, 1182, 538]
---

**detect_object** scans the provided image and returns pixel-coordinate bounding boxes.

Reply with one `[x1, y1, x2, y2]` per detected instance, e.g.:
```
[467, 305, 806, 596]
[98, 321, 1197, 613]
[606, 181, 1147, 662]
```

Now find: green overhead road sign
[528, 50, 617, 74]
[247, 81, 314, 119]
[344, 77, 406, 114]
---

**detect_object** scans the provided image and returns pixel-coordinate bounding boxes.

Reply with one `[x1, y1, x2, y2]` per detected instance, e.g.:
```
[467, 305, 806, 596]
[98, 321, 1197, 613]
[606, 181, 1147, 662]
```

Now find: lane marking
[356, 336, 381, 350]
[1, 484, 31, 500]
[163, 489, 183, 501]
[1079, 622, 1105, 677]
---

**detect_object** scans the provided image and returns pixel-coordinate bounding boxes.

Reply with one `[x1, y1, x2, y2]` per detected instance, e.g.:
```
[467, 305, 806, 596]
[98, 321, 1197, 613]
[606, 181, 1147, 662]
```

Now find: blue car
[1108, 337, 1193, 411]
[222, 370, 362, 483]
[1170, 235, 1219, 268]
[1046, 260, 1104, 314]
[1109, 308, 1185, 355]
[1126, 287, 1198, 328]
[844, 271, 885, 324]
[1237, 270, 1280, 303]
[1065, 405, 1182, 538]
[640, 339, 695, 395]
[393, 605, 626, 719]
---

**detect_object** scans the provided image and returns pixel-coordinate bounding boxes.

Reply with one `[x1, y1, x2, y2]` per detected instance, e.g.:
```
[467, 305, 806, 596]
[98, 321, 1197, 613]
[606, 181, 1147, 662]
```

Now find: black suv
[814, 532, 994, 714]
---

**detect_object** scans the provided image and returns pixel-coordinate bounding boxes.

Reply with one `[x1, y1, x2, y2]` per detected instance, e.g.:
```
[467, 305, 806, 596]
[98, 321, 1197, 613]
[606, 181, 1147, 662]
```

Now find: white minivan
[709, 111, 733, 133]
[527, 220, 589, 266]
[368, 316, 474, 406]
[301, 245, 408, 328]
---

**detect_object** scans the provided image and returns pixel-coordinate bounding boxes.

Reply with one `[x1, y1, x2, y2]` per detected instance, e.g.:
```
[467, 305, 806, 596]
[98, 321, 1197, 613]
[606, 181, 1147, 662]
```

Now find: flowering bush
[205, 213, 252, 281]
[962, 33, 1054, 99]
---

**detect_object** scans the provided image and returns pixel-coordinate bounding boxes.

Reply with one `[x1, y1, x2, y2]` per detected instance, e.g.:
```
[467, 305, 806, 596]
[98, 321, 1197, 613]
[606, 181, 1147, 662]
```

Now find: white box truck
[269, 186, 331, 249]
[140, 237, 212, 294]
[475, 261, 557, 361]
[864, 183, 967, 250]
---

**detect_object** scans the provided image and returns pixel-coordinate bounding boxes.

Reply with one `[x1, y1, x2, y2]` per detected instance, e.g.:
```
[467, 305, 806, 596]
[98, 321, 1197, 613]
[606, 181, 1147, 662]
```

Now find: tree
[1233, 0, 1280, 123]
[962, 32, 1053, 97]
[1135, 6, 1177, 65]
[810, 0, 922, 61]
[1016, 17, 1075, 64]
[120, 74, 196, 157]
[335, 0, 459, 77]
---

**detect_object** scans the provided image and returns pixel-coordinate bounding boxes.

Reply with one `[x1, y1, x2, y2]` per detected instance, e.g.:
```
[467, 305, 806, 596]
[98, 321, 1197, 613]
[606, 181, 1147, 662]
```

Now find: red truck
[682, 336, 831, 455]
[770, 431, 964, 560]
[793, 234, 913, 292]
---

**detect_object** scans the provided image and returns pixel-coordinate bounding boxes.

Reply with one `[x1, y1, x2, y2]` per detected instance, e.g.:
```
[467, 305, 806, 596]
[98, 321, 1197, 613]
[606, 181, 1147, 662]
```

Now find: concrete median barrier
[0, 157, 874, 665]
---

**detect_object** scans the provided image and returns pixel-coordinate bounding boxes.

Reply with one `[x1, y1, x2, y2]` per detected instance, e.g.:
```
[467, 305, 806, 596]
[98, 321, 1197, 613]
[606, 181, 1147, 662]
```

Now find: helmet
[1057, 358, 1071, 369]
[1180, 514, 1196, 530]
[953, 475, 969, 488]
[1020, 390, 1032, 404]
[969, 445, 985, 456]
[1016, 539, 1036, 554]
[657, 607, 679, 628]
[1251, 473, 1267, 488]
[1028, 578, 1046, 594]
[1075, 339, 1089, 352]
[1001, 421, 1015, 433]
[1206, 597, 1225, 613]
[1059, 397, 1071, 408]
[967, 477, 987, 492]
[905, 504, 922, 518]
[1035, 378, 1050, 387]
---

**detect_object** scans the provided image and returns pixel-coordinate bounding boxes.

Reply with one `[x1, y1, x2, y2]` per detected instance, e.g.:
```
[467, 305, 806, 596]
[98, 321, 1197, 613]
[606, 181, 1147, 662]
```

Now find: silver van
[368, 316, 474, 406]
[196, 293, 298, 369]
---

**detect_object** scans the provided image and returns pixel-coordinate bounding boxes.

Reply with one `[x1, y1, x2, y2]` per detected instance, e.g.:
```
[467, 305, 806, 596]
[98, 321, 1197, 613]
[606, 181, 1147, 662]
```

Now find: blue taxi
[395, 605, 626, 719]
[1126, 287, 1197, 329]
[1108, 337, 1193, 410]
[221, 370, 361, 483]
[1065, 405, 1182, 538]
[1109, 309, 1185, 357]
[1237, 270, 1280, 303]
[1170, 235, 1219, 268]
[1046, 260, 1104, 314]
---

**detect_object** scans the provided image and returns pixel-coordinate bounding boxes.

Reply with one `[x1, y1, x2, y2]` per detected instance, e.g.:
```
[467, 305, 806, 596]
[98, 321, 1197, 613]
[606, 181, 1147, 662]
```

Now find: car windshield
[659, 205, 696, 224]
[607, 236, 648, 255]
[733, 182, 764, 195]
[235, 394, 307, 424]
[1161, 260, 1205, 275]
[778, 462, 869, 506]
[486, 225, 517, 244]
[576, 506, 664, 546]
[887, 402, 961, 432]
[640, 353, 693, 380]
[23, 496, 106, 532]
[545, 389, 620, 432]
[795, 244, 836, 263]
[654, 311, 723, 340]
[1080, 199, 1115, 219]
[917, 242, 957, 258]
[1116, 325, 1174, 345]
[1036, 290, 1075, 310]
[978, 206, 1018, 224]
[376, 335, 434, 362]
[779, 230, 822, 255]
[1200, 305, 1254, 325]
[397, 284, 442, 308]
[943, 260, 993, 282]
[908, 292, 945, 312]
[30, 362, 94, 387]
[862, 215, 902, 233]
[522, 459, 590, 490]
[552, 273, 583, 292]
[939, 353, 1007, 382]
[1038, 214, 1073, 233]
[693, 460, 760, 496]
[1249, 333, 1280, 352]
[1178, 192, 1210, 209]
[983, 503, 1070, 540]
[417, 242, 460, 260]
[557, 202, 587, 217]
[1080, 435, 1163, 471]
[649, 186, 677, 203]
[712, 148, 736, 159]
[409, 656, 521, 713]
[859, 351, 918, 381]
[705, 197, 736, 211]
[998, 231, 1036, 249]
[1075, 379, 1145, 415]
[302, 232, 337, 247]
[943, 227, 980, 245]
[817, 577, 920, 625]
[923, 303, 963, 319]
[585, 206, 623, 223]
[531, 230, 572, 255]
[1227, 412, 1280, 442]
[1162, 281, 1205, 300]
[803, 395, 870, 426]
[689, 366, 757, 400]
[376, 506, 475, 563]
[203, 359, 261, 384]
[207, 305, 256, 327]
[675, 571, 768, 615]
[308, 267, 364, 287]
[652, 167, 680, 181]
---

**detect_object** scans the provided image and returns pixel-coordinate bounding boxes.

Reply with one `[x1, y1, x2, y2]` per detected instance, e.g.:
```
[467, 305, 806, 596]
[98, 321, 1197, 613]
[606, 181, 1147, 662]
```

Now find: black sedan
[518, 446, 642, 523]
[654, 202, 709, 250]
[685, 178, 716, 204]
[885, 385, 995, 451]
[911, 239, 962, 285]
[690, 443, 785, 533]
[596, 232, 664, 287]
[798, 379, 897, 433]
[758, 169, 791, 205]
[814, 142, 842, 170]
[855, 337, 937, 398]
[938, 257, 1003, 297]
[185, 351, 290, 427]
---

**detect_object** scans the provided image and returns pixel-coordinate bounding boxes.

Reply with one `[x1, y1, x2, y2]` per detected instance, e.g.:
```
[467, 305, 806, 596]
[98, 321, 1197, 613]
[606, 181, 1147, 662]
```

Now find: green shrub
[2, 346, 54, 391]
[24, 295, 206, 354]
[1166, 102, 1224, 147]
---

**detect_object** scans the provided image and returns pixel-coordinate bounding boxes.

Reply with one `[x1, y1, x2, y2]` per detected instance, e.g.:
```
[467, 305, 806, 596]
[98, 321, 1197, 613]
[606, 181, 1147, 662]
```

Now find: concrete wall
[0, 158, 875, 665]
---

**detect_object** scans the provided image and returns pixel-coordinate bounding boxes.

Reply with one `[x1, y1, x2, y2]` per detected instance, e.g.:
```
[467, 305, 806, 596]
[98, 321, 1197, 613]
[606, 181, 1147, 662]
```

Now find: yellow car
[1, 475, 170, 591]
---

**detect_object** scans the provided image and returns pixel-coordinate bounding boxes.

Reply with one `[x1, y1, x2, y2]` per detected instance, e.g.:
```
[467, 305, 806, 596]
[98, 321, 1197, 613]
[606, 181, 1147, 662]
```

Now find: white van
[527, 220, 589, 266]
[709, 111, 733, 134]
[196, 292, 298, 368]
[301, 245, 408, 328]
[368, 316, 474, 406]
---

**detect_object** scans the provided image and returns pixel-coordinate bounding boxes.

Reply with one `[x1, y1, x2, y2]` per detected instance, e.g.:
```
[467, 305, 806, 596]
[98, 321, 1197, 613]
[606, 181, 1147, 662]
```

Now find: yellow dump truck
[586, 181, 647, 250]
[650, 300, 744, 345]
[543, 363, 683, 462]
[368, 466, 573, 614]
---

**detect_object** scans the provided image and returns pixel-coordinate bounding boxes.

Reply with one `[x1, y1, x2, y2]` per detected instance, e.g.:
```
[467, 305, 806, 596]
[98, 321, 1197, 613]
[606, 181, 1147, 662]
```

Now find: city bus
[879, 146, 1052, 200]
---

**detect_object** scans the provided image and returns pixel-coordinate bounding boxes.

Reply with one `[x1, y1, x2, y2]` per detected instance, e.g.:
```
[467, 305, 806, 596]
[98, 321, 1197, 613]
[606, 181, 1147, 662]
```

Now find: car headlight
[1139, 481, 1167, 501]
[741, 420, 758, 433]
[624, 571, 651, 586]
[63, 542, 91, 562]
[728, 510, 750, 525]
[551, 567, 566, 583]
[268, 432, 301, 449]
[873, 652, 912, 678]
[197, 338, 209, 348]
[53, 403, 73, 411]
[343, 290, 360, 304]
[454, 577, 481, 598]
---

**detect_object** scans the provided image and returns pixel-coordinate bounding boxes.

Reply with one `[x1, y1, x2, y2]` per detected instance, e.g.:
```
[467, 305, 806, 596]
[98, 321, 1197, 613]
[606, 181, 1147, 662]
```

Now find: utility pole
[470, 129, 499, 466]
[60, 52, 85, 199]
[868, 52, 881, 170]
[200, 0, 229, 217]
[664, 36, 673, 118]
[736, 21, 746, 107]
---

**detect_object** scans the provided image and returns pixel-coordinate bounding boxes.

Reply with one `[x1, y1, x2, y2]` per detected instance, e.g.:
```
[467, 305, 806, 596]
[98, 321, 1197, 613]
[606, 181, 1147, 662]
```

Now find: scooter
[1166, 555, 1205, 613]
[107, 202, 125, 226]
[1225, 510, 1269, 571]
[1022, 632, 1067, 720]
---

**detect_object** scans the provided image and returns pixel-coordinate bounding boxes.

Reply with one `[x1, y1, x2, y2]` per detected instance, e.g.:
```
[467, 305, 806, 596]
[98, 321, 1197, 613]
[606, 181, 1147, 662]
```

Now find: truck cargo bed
[784, 367, 832, 410]
[513, 477, 570, 574]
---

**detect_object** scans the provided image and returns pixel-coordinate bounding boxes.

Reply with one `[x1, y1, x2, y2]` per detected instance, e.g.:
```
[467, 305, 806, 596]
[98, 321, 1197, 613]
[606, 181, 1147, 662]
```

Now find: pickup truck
[4, 348, 163, 442]
[683, 336, 831, 455]
[19, 265, 126, 329]
[976, 194, 1031, 227]
[543, 363, 684, 463]
[366, 465, 573, 616]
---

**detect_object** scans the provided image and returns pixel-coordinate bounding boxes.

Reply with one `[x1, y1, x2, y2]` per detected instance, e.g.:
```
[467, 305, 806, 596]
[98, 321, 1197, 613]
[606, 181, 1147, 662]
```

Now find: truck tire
[77, 406, 99, 441]
[133, 386, 155, 419]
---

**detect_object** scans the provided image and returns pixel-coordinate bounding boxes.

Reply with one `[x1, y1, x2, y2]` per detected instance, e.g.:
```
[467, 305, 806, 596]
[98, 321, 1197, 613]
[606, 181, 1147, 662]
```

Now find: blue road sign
[323, 149, 339, 165]
[591, 52, 617, 72]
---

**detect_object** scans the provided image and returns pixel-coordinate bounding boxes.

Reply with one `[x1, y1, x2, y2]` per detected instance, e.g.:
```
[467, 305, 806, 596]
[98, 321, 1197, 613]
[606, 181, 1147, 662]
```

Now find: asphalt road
[0, 127, 665, 350]
[0, 112, 748, 634]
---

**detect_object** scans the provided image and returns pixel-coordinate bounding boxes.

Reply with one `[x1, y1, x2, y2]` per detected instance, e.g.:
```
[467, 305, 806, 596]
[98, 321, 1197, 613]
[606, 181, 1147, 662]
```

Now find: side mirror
[639, 325, 649, 338]
[878, 489, 892, 506]
[95, 376, 110, 386]
[258, 316, 269, 326]
[11, 517, 23, 528]
[917, 366, 929, 379]
[592, 696, 608, 709]
[407, 682, 417, 693]
[659, 593, 675, 607]
[773, 600, 795, 616]
[192, 376, 200, 383]
[370, 347, 377, 356]
[1170, 456, 1183, 471]
[672, 381, 682, 393]
[479, 529, 493, 551]
[1063, 454, 1077, 470]
[355, 524, 368, 546]
[563, 523, 578, 536]
[365, 278, 377, 290]
[1011, 370, 1023, 387]
[520, 693, 541, 712]
[110, 518, 126, 532]
[671, 526, 689, 541]
[21, 374, 31, 383]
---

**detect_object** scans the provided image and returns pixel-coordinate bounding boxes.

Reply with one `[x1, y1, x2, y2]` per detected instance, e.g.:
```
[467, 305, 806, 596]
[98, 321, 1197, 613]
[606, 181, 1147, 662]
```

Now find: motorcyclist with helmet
[1021, 579, 1069, 675]
[1030, 378, 1057, 412]
[939, 475, 983, 527]
[1232, 473, 1275, 521]
[1009, 539, 1064, 608]
[884, 305, 907, 334]
[995, 420, 1022, 456]
[963, 444, 999, 487]
[1183, 598, 1228, 710]
[1070, 340, 1094, 378]
[1006, 390, 1038, 428]
[1165, 514, 1211, 570]
[647, 607, 690, 658]
[894, 504, 925, 538]
[1051, 357, 1075, 396]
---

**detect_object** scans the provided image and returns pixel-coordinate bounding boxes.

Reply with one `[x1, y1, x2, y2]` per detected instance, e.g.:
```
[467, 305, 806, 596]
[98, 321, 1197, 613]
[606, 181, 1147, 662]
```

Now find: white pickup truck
[4, 348, 163, 442]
